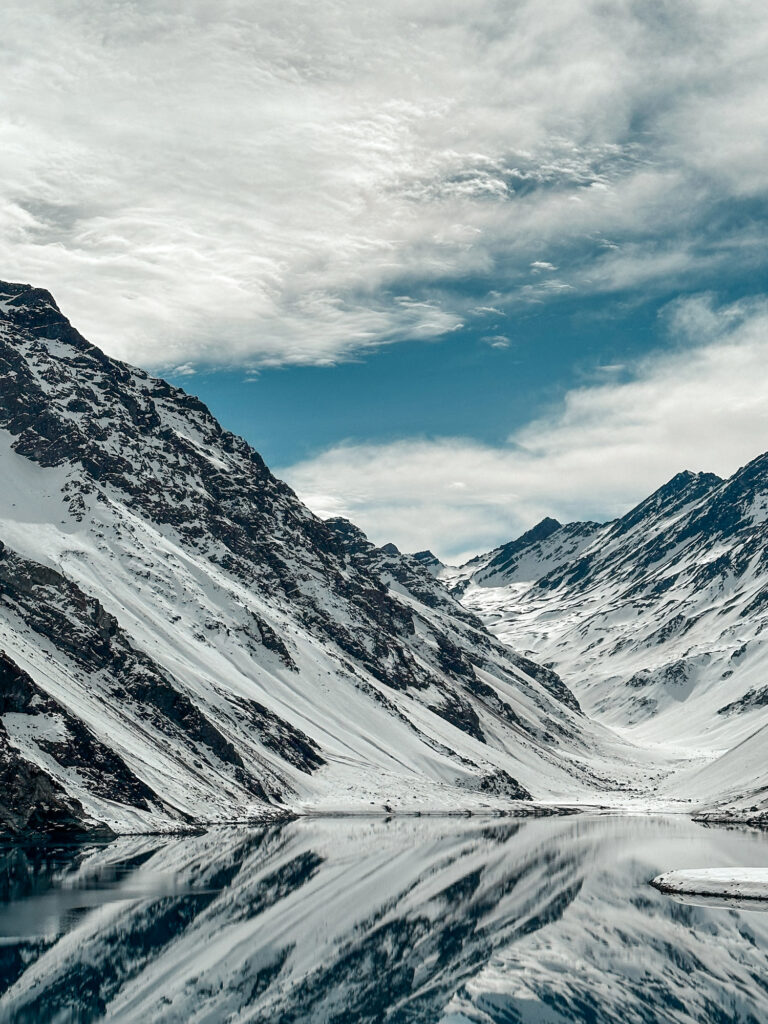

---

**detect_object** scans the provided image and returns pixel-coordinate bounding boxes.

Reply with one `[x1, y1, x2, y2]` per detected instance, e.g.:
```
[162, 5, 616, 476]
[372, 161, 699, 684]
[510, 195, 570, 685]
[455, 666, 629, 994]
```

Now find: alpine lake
[1, 813, 767, 1023]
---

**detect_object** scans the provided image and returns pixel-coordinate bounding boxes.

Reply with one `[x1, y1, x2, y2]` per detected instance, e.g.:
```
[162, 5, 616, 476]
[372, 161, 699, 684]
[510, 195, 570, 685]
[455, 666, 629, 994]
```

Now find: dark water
[1, 814, 767, 1023]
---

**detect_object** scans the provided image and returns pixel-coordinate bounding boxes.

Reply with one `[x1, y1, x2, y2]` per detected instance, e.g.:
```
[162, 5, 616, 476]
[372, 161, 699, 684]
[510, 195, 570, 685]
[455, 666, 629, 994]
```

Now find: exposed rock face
[0, 726, 112, 840]
[0, 649, 156, 816]
[0, 643, 115, 838]
[0, 281, 636, 835]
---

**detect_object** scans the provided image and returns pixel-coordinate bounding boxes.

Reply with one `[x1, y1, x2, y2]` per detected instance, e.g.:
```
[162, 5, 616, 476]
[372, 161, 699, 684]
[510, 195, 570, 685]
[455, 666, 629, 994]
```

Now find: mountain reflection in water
[0, 815, 766, 1023]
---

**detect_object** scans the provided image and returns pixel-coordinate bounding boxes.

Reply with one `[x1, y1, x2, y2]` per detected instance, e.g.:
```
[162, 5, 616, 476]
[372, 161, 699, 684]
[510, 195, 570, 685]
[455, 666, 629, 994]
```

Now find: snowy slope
[0, 281, 656, 836]
[681, 721, 768, 826]
[449, 466, 768, 817]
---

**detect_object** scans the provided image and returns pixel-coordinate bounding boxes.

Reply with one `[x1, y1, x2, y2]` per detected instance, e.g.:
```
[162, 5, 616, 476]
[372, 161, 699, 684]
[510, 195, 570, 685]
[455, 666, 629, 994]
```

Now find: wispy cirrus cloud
[280, 296, 768, 560]
[1, 1, 768, 367]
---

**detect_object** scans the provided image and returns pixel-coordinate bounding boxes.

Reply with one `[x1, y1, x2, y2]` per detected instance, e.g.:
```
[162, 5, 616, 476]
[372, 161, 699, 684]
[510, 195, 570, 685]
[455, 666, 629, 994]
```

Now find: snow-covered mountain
[424, 516, 602, 596]
[448, 464, 768, 822]
[0, 281, 652, 838]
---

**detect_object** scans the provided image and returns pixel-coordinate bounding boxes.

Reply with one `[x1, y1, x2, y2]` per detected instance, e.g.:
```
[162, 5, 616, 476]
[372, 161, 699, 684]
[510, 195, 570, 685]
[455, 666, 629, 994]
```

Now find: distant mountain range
[0, 281, 648, 839]
[431, 460, 768, 824]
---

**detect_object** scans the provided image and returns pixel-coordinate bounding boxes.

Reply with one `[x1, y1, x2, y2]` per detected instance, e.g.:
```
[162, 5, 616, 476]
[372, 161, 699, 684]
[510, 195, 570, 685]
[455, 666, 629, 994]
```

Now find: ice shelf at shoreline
[652, 868, 768, 900]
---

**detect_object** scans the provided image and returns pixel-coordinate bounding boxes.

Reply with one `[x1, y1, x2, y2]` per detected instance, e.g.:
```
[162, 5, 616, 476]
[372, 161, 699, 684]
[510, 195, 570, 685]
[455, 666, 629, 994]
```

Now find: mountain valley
[0, 280, 765, 837]
[434, 466, 768, 825]
[0, 281, 664, 839]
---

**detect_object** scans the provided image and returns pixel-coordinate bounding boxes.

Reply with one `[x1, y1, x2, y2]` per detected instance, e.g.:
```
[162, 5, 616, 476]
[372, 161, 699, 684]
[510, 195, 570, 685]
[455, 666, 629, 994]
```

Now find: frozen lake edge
[652, 867, 768, 901]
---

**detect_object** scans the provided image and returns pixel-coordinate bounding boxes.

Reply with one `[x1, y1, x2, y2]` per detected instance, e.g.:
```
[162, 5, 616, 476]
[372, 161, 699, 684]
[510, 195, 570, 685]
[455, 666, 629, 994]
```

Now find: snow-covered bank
[652, 868, 768, 901]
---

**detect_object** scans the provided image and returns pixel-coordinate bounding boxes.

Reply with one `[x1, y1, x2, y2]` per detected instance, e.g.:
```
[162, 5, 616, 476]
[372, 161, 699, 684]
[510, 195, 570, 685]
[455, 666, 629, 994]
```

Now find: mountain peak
[659, 469, 722, 495]
[0, 280, 60, 309]
[666, 469, 696, 487]
[323, 516, 374, 555]
[467, 516, 566, 586]
[0, 279, 93, 356]
[0, 280, 64, 324]
[612, 468, 723, 538]
[488, 516, 562, 563]
[412, 549, 442, 565]
[524, 515, 562, 538]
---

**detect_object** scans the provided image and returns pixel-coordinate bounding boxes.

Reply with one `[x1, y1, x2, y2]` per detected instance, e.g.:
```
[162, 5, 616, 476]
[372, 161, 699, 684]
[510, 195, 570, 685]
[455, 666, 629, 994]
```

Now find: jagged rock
[0, 724, 113, 840]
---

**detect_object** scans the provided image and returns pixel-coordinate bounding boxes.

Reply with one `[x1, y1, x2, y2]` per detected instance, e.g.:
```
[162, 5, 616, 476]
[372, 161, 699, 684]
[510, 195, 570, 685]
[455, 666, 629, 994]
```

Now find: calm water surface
[1, 814, 767, 1023]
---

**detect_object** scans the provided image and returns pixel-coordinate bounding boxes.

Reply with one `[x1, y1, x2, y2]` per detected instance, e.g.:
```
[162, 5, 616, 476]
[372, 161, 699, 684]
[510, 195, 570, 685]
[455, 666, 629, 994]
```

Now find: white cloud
[280, 297, 768, 560]
[1, 1, 767, 367]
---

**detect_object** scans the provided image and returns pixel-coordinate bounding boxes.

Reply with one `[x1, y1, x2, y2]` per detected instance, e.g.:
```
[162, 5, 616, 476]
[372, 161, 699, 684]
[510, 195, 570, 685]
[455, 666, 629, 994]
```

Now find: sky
[3, 1, 768, 560]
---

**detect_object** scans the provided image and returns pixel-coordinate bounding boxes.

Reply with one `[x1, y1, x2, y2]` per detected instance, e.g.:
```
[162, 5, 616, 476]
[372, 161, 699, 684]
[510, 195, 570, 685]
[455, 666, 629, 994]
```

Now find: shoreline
[4, 802, 766, 844]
